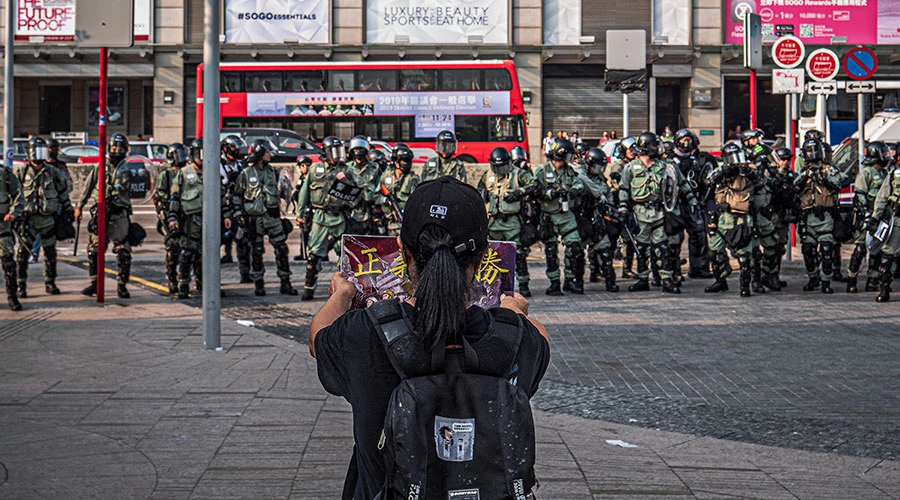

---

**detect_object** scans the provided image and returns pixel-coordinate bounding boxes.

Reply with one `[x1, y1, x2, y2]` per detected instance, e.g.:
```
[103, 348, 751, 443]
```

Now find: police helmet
[616, 137, 637, 160]
[109, 133, 130, 155]
[584, 148, 608, 176]
[549, 138, 576, 163]
[774, 147, 792, 162]
[673, 129, 697, 154]
[489, 147, 512, 176]
[721, 143, 747, 166]
[221, 135, 248, 160]
[740, 128, 763, 145]
[435, 130, 457, 156]
[633, 132, 660, 157]
[804, 130, 824, 142]
[394, 143, 414, 174]
[802, 138, 825, 163]
[863, 141, 892, 166]
[166, 143, 190, 168]
[348, 136, 370, 162]
[189, 138, 203, 165]
[296, 155, 313, 167]
[510, 146, 527, 167]
[391, 142, 409, 163]
[26, 137, 49, 163]
[575, 141, 589, 157]
[321, 136, 345, 163]
[367, 149, 388, 171]
[661, 140, 675, 159]
[47, 138, 61, 160]
[247, 138, 277, 165]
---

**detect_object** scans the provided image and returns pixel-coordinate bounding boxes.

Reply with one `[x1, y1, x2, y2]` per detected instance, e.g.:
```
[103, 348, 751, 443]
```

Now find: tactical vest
[888, 169, 900, 204]
[863, 166, 885, 206]
[306, 162, 331, 209]
[798, 166, 836, 209]
[484, 171, 522, 215]
[107, 162, 134, 209]
[385, 173, 418, 209]
[537, 164, 568, 214]
[0, 168, 12, 215]
[242, 164, 279, 216]
[180, 166, 204, 215]
[714, 174, 752, 214]
[20, 164, 59, 216]
[628, 160, 661, 203]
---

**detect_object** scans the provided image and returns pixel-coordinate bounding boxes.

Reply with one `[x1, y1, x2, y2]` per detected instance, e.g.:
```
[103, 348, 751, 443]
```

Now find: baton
[73, 218, 81, 256]
[380, 183, 403, 223]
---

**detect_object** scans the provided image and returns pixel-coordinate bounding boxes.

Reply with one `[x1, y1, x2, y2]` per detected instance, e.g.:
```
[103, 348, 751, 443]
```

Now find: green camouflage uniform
[618, 158, 673, 281]
[795, 162, 845, 283]
[380, 170, 420, 236]
[348, 159, 382, 234]
[533, 161, 583, 282]
[871, 167, 900, 300]
[155, 165, 182, 290]
[478, 166, 535, 287]
[78, 161, 135, 289]
[1, 167, 25, 305]
[750, 162, 782, 289]
[705, 162, 756, 288]
[421, 155, 467, 183]
[233, 161, 293, 283]
[848, 164, 886, 281]
[15, 162, 72, 290]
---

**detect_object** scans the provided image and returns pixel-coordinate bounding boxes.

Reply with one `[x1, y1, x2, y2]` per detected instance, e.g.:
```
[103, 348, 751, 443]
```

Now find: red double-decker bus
[195, 60, 528, 163]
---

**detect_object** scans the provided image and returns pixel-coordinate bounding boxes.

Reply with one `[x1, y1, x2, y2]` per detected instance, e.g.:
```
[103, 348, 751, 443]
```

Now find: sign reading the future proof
[366, 0, 509, 44]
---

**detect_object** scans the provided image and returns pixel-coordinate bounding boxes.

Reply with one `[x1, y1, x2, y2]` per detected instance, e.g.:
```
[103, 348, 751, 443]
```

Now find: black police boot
[802, 276, 820, 292]
[877, 257, 893, 303]
[81, 254, 98, 296]
[220, 253, 234, 264]
[821, 280, 834, 294]
[865, 277, 880, 292]
[81, 280, 97, 296]
[240, 274, 253, 284]
[45, 282, 60, 295]
[661, 277, 680, 294]
[177, 283, 190, 300]
[545, 280, 564, 296]
[846, 277, 858, 293]
[116, 252, 131, 299]
[589, 254, 601, 283]
[117, 283, 130, 299]
[301, 255, 318, 301]
[738, 255, 752, 297]
[628, 278, 650, 292]
[280, 278, 299, 296]
[254, 280, 266, 297]
[42, 247, 60, 295]
[761, 273, 782, 291]
[15, 249, 28, 298]
[621, 248, 636, 279]
[704, 279, 729, 293]
[832, 270, 848, 283]
[4, 259, 21, 311]
[17, 282, 26, 299]
[563, 278, 584, 294]
[601, 251, 619, 292]
[650, 272, 661, 287]
[688, 267, 714, 279]
[519, 282, 532, 297]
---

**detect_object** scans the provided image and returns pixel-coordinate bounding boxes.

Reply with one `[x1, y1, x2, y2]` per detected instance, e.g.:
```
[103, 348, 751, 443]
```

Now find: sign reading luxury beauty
[224, 0, 329, 44]
[366, 0, 509, 44]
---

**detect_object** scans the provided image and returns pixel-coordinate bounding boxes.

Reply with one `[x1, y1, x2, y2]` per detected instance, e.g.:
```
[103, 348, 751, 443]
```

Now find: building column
[685, 53, 722, 150]
[153, 53, 184, 143]
[515, 53, 542, 164]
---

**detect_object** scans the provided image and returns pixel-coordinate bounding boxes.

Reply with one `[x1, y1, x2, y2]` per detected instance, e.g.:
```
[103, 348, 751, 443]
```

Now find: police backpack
[367, 300, 537, 500]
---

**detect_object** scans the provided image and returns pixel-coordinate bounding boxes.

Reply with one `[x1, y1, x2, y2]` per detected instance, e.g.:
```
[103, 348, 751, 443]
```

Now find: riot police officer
[232, 139, 299, 297]
[296, 136, 361, 301]
[671, 129, 715, 279]
[15, 137, 73, 297]
[617, 133, 681, 294]
[795, 138, 845, 294]
[478, 147, 536, 297]
[510, 145, 530, 173]
[534, 139, 585, 295]
[367, 149, 389, 174]
[847, 141, 890, 293]
[75, 133, 135, 299]
[168, 139, 232, 299]
[220, 135, 251, 281]
[46, 138, 73, 195]
[380, 144, 419, 236]
[705, 143, 756, 297]
[422, 130, 467, 182]
[346, 136, 381, 235]
[747, 147, 782, 293]
[608, 136, 637, 278]
[578, 148, 619, 292]
[871, 159, 900, 302]
[292, 155, 313, 261]
[770, 147, 797, 289]
[1, 159, 25, 310]
[156, 143, 189, 294]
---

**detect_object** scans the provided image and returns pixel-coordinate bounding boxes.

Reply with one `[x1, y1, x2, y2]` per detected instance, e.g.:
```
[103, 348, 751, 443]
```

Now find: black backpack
[367, 300, 537, 500]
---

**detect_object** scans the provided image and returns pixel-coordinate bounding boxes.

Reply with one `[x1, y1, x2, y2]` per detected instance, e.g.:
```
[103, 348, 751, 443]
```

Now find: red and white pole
[749, 69, 757, 130]
[97, 47, 108, 303]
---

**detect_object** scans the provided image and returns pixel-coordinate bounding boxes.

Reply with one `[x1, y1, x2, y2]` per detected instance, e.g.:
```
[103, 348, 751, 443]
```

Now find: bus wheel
[457, 154, 477, 164]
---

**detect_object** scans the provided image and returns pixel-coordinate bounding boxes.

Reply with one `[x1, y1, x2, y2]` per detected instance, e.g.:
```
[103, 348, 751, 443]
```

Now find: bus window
[875, 90, 900, 113]
[244, 72, 283, 92]
[401, 70, 437, 91]
[328, 71, 355, 92]
[826, 94, 857, 121]
[358, 70, 397, 91]
[285, 71, 326, 92]
[442, 69, 481, 91]
[455, 116, 488, 142]
[332, 120, 355, 139]
[800, 94, 817, 118]
[400, 117, 414, 141]
[489, 115, 525, 142]
[362, 117, 398, 141]
[484, 69, 512, 90]
[222, 72, 242, 92]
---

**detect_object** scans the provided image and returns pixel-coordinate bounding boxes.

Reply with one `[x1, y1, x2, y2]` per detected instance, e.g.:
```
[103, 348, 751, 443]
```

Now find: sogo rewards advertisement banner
[16, 0, 151, 43]
[366, 0, 509, 44]
[225, 0, 329, 44]
[725, 0, 900, 45]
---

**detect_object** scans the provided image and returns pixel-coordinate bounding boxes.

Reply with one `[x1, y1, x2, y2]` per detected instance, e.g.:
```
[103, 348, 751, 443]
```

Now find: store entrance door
[40, 86, 71, 134]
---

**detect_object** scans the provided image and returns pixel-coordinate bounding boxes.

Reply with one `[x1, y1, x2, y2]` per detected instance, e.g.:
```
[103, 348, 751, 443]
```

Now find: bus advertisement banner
[724, 0, 900, 45]
[365, 0, 508, 44]
[246, 91, 511, 118]
[225, 0, 329, 44]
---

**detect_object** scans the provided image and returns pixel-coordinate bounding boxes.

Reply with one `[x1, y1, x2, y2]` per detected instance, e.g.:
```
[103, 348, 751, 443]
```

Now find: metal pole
[857, 93, 865, 165]
[622, 93, 629, 137]
[816, 94, 826, 134]
[749, 69, 757, 130]
[97, 47, 108, 303]
[783, 94, 792, 262]
[202, 0, 221, 350]
[648, 77, 657, 134]
[3, 0, 13, 169]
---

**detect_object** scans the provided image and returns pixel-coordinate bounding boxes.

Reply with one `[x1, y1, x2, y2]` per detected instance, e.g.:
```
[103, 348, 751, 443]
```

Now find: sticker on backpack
[435, 417, 475, 462]
[448, 488, 480, 499]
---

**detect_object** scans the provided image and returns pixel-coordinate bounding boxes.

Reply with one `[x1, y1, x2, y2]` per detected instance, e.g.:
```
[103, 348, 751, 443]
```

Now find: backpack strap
[490, 308, 525, 374]
[366, 299, 416, 380]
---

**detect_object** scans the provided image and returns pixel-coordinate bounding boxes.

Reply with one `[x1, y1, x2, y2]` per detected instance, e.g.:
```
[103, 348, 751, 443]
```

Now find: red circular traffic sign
[772, 36, 805, 69]
[806, 48, 840, 82]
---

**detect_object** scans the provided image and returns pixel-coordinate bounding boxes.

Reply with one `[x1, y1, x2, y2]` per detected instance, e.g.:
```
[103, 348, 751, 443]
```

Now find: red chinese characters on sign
[771, 36, 805, 68]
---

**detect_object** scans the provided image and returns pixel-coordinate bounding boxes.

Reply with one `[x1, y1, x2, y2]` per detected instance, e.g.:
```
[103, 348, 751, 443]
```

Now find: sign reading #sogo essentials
[225, 0, 329, 44]
[366, 0, 509, 44]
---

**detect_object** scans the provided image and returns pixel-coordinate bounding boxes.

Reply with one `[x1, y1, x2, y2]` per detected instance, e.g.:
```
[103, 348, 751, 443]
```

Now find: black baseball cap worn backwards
[400, 176, 489, 256]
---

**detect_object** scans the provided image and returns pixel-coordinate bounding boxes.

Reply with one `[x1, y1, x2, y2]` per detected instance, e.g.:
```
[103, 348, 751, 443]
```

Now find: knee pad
[565, 242, 583, 257]
[251, 242, 265, 256]
[274, 241, 289, 256]
[820, 243, 833, 256]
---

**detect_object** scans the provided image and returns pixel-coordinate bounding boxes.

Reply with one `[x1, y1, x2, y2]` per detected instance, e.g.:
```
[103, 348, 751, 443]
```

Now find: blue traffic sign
[843, 47, 878, 81]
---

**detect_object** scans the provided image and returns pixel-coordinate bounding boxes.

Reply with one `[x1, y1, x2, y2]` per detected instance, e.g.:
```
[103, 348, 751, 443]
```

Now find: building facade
[2, 0, 898, 161]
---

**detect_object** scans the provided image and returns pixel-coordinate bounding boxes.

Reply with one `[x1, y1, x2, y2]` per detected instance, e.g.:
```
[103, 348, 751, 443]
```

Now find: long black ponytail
[406, 225, 482, 349]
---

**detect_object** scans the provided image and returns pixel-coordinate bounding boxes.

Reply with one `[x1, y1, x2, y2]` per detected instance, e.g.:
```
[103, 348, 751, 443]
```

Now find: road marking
[58, 256, 170, 293]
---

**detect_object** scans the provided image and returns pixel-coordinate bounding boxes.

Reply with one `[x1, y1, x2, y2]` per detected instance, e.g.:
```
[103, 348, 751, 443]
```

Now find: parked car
[60, 144, 100, 164]
[130, 141, 169, 164]
[220, 128, 321, 163]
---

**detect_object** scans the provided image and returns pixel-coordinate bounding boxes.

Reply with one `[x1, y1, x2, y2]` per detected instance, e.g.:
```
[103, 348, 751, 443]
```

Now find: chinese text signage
[366, 0, 509, 44]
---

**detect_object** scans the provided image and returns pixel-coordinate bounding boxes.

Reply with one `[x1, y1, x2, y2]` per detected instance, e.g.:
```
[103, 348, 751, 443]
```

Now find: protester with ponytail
[309, 176, 549, 500]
